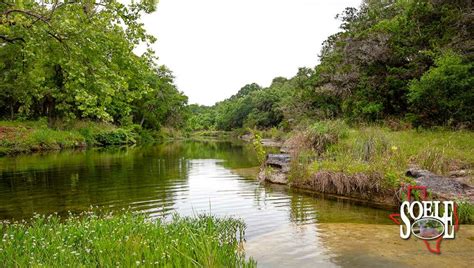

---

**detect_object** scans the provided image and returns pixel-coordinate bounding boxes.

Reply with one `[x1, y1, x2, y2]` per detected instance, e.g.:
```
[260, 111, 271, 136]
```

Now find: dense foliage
[188, 0, 473, 130]
[0, 0, 187, 129]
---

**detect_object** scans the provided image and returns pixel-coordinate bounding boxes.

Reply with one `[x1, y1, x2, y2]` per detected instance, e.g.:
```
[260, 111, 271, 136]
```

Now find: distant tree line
[0, 0, 187, 129]
[188, 0, 473, 131]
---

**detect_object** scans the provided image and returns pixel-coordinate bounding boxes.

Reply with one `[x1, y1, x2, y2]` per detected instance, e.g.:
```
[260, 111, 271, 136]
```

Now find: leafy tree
[232, 83, 262, 99]
[0, 0, 186, 129]
[408, 51, 474, 127]
[188, 0, 474, 130]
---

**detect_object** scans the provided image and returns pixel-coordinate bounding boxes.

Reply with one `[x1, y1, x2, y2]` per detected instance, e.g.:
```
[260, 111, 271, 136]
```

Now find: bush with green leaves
[408, 52, 474, 128]
[94, 129, 137, 146]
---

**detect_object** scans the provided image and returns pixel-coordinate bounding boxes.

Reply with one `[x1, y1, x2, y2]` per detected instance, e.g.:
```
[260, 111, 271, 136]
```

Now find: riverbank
[251, 121, 474, 222]
[0, 120, 184, 156]
[0, 211, 255, 267]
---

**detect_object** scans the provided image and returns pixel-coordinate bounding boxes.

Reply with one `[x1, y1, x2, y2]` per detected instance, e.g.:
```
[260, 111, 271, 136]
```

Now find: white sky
[141, 0, 362, 105]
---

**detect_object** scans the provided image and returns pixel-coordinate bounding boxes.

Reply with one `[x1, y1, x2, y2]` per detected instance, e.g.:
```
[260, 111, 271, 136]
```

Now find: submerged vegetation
[0, 211, 255, 267]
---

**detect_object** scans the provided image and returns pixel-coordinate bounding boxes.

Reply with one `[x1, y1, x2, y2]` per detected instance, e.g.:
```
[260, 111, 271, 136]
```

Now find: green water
[0, 140, 396, 267]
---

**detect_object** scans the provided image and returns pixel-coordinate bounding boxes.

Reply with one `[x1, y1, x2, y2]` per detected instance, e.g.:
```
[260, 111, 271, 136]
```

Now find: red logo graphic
[389, 185, 459, 254]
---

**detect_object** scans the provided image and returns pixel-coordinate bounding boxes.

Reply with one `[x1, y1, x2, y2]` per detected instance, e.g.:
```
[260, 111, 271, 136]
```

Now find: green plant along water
[0, 212, 254, 267]
[0, 141, 473, 267]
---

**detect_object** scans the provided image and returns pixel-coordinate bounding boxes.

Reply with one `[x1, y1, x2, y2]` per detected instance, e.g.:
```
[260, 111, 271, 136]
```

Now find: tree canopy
[0, 0, 187, 129]
[188, 0, 473, 131]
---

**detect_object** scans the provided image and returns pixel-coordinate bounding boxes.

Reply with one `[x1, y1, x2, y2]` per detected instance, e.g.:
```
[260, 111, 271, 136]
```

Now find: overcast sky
[141, 0, 362, 105]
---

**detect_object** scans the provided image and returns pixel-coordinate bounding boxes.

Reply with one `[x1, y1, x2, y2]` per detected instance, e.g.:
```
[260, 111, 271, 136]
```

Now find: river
[0, 140, 472, 267]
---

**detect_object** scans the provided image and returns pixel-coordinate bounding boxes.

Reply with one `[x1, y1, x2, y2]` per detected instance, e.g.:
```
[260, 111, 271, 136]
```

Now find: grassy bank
[285, 121, 473, 183]
[255, 121, 474, 212]
[189, 130, 234, 139]
[0, 211, 255, 267]
[0, 120, 184, 156]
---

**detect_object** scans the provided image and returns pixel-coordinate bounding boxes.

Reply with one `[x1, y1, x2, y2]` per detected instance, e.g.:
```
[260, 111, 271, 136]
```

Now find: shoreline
[238, 127, 474, 217]
[0, 121, 183, 157]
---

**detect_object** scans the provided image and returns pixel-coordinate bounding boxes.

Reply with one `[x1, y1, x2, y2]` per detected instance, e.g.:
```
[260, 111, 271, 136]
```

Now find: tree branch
[0, 34, 25, 43]
[1, 9, 51, 24]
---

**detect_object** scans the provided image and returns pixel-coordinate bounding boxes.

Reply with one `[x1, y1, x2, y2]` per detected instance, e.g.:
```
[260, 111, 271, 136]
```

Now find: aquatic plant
[0, 211, 256, 267]
[252, 133, 266, 165]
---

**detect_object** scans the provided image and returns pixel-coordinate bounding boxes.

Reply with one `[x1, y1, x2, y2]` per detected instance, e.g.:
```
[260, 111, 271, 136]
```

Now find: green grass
[285, 122, 473, 209]
[0, 211, 256, 267]
[302, 125, 474, 180]
[258, 127, 288, 141]
[0, 122, 86, 155]
[0, 120, 166, 155]
[456, 198, 474, 224]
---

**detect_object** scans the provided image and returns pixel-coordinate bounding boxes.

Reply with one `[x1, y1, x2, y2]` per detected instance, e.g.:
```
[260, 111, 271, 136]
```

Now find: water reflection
[0, 140, 410, 267]
[0, 141, 258, 219]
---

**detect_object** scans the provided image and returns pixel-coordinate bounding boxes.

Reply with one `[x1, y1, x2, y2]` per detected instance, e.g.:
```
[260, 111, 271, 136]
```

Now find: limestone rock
[406, 168, 473, 202]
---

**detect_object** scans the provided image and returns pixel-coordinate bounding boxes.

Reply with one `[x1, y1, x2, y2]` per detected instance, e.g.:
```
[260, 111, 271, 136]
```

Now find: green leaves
[408, 51, 474, 127]
[1, 1, 186, 129]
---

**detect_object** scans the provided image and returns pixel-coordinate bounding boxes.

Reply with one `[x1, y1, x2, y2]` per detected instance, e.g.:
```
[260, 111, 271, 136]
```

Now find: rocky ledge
[257, 154, 291, 184]
[406, 168, 473, 202]
[259, 154, 474, 204]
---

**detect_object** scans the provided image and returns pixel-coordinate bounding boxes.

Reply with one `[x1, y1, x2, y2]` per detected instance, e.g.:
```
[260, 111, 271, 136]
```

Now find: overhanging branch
[1, 9, 51, 24]
[0, 34, 25, 43]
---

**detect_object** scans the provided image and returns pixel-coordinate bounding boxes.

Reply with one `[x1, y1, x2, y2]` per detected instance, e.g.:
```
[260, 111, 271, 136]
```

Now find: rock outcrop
[406, 168, 474, 202]
[258, 154, 291, 184]
[258, 155, 474, 206]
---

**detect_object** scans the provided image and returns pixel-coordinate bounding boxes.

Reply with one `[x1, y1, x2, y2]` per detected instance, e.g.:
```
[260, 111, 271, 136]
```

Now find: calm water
[0, 140, 418, 267]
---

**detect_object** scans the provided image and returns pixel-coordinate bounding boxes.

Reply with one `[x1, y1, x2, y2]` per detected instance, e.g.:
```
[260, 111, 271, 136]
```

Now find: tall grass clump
[456, 198, 474, 224]
[284, 120, 348, 155]
[353, 128, 390, 162]
[283, 121, 473, 204]
[285, 120, 348, 182]
[0, 211, 256, 267]
[413, 148, 451, 175]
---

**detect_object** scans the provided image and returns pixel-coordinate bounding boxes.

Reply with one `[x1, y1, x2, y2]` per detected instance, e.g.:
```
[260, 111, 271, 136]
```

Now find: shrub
[408, 52, 474, 128]
[251, 133, 266, 165]
[94, 129, 136, 146]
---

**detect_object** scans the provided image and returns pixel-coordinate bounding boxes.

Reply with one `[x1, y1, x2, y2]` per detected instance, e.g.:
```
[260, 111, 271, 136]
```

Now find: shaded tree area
[189, 0, 473, 130]
[0, 0, 187, 130]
